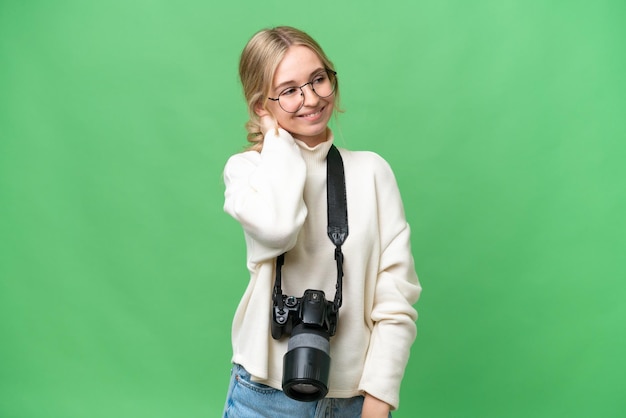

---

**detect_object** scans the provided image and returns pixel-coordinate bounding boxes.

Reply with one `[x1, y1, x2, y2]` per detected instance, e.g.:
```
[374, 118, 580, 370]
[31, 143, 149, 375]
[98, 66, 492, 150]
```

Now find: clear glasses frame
[267, 70, 337, 113]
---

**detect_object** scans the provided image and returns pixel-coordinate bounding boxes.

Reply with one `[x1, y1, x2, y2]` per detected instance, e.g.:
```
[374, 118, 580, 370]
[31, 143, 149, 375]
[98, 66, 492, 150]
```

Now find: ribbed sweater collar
[293, 130, 335, 172]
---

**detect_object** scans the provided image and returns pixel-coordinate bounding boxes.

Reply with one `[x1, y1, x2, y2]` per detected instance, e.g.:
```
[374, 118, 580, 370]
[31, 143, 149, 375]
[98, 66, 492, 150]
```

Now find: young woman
[222, 26, 421, 418]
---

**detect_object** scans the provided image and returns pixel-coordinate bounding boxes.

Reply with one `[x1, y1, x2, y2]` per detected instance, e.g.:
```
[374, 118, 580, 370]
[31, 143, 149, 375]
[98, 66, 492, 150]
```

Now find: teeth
[301, 110, 321, 117]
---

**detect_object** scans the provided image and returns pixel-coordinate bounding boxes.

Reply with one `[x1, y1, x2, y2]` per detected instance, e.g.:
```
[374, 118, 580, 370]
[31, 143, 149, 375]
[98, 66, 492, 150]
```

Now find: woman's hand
[362, 393, 391, 418]
[259, 115, 278, 136]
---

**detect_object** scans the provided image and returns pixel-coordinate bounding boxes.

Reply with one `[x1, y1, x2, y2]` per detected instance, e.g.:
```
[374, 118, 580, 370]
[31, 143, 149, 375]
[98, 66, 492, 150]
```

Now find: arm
[359, 156, 422, 410]
[223, 119, 308, 263]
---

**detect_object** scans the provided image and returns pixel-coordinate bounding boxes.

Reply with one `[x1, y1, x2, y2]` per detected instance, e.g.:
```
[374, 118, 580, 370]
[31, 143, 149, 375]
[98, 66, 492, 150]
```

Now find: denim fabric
[223, 364, 391, 418]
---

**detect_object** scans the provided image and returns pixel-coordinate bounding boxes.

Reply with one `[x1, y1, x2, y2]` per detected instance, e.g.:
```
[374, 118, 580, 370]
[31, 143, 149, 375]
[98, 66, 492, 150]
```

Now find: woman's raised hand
[260, 115, 278, 136]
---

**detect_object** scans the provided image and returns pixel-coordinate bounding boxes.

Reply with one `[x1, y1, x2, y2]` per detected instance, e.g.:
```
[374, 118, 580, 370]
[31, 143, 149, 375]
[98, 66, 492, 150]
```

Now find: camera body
[271, 289, 338, 402]
[272, 289, 338, 340]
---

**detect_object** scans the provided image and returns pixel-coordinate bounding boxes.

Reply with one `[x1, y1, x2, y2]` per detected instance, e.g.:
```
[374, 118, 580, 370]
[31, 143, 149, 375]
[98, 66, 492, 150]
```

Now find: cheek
[325, 95, 336, 111]
[265, 101, 280, 118]
[274, 112, 294, 127]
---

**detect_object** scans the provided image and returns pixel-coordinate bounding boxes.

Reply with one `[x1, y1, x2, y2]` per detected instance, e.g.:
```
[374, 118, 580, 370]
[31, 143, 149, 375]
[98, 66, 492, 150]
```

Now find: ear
[254, 100, 269, 117]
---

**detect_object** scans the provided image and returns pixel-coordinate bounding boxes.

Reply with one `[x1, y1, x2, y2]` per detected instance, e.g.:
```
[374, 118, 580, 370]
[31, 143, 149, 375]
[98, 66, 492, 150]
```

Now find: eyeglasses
[267, 70, 337, 113]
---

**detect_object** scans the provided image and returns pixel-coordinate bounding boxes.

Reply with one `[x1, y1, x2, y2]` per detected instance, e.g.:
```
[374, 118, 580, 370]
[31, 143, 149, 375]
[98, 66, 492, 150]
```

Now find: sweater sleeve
[358, 155, 422, 410]
[223, 129, 308, 263]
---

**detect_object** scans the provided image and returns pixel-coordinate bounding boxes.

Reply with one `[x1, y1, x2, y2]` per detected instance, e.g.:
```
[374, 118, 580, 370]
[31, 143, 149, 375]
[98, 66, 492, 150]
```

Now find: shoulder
[338, 148, 396, 180]
[223, 150, 260, 178]
[225, 149, 261, 166]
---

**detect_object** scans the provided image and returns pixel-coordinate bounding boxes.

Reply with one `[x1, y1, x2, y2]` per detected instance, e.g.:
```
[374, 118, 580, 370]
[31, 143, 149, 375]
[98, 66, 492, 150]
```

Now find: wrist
[363, 393, 391, 416]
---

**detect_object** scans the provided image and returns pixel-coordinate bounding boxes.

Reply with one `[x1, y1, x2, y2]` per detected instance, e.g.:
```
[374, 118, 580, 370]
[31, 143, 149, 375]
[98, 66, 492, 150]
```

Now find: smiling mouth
[298, 106, 325, 118]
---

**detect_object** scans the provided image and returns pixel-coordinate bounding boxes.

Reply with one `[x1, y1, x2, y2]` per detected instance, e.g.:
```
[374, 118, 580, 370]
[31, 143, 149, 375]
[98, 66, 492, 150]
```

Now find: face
[265, 45, 335, 147]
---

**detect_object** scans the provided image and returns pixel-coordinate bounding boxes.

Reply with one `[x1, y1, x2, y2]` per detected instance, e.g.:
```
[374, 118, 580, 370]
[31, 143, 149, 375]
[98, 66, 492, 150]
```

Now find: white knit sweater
[223, 128, 421, 410]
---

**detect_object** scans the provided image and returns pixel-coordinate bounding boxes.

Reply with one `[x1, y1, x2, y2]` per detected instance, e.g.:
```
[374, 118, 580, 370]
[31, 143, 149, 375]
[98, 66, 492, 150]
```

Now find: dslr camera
[271, 289, 338, 402]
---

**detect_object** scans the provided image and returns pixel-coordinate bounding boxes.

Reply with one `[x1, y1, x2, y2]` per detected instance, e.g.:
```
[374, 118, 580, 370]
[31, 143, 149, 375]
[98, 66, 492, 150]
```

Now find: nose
[301, 83, 320, 107]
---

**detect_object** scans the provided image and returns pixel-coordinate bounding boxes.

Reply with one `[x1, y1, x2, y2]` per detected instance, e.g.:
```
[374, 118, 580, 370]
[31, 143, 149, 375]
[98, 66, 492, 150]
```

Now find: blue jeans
[223, 364, 391, 418]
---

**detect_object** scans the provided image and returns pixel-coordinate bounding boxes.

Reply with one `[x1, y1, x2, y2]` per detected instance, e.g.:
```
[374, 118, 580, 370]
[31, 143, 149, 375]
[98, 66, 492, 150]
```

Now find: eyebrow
[274, 67, 326, 92]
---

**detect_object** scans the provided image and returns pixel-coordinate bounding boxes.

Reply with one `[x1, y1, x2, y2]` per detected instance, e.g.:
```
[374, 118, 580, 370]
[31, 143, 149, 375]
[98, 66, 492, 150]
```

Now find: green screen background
[1, 1, 625, 417]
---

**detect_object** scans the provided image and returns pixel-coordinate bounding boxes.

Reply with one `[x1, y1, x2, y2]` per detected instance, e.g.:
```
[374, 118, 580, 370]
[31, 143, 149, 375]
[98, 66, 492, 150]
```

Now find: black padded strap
[327, 145, 349, 247]
[326, 145, 348, 310]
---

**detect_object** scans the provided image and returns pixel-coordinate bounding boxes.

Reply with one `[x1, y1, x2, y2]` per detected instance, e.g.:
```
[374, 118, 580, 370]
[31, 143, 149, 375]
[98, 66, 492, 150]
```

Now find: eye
[280, 87, 299, 97]
[312, 73, 328, 84]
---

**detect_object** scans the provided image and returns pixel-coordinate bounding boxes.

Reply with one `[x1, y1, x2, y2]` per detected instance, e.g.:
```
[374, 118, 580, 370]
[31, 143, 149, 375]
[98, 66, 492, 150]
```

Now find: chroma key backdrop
[1, 1, 625, 417]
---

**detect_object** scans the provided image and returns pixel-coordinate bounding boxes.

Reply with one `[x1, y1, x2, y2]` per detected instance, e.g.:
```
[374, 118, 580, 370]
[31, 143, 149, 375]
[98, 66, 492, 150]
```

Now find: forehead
[273, 45, 324, 86]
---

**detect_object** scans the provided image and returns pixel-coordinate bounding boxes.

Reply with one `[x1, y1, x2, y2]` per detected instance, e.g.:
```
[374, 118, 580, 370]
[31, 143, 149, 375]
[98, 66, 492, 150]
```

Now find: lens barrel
[282, 325, 330, 402]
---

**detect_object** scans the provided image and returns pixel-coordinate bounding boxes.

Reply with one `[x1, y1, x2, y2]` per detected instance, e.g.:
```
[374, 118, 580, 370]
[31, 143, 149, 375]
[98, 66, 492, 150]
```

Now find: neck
[293, 130, 334, 170]
[293, 128, 328, 148]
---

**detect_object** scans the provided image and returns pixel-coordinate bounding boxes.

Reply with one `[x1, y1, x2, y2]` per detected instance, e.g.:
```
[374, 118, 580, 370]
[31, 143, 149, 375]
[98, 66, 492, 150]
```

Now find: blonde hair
[239, 26, 340, 152]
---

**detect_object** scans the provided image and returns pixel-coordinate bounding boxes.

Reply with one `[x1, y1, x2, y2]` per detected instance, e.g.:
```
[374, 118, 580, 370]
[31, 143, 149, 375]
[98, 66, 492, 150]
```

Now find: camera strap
[273, 144, 348, 313]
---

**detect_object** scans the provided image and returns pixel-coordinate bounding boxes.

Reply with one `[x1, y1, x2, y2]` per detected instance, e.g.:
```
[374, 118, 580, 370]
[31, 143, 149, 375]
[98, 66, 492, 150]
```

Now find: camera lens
[282, 324, 330, 402]
[291, 383, 319, 394]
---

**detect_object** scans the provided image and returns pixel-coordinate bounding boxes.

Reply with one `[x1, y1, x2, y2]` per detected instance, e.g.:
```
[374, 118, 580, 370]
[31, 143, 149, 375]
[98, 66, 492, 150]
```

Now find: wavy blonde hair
[239, 26, 340, 152]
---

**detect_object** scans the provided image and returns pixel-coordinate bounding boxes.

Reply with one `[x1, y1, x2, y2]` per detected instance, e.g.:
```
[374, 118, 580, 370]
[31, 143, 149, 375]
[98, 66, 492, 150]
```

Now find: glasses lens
[311, 71, 336, 98]
[277, 71, 337, 113]
[277, 87, 304, 113]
